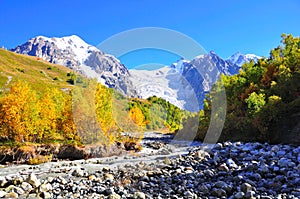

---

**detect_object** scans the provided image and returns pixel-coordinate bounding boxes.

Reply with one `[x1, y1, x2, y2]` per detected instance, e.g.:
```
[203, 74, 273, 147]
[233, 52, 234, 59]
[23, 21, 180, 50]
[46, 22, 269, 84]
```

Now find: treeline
[0, 81, 78, 144]
[128, 96, 193, 132]
[0, 79, 192, 145]
[193, 34, 300, 143]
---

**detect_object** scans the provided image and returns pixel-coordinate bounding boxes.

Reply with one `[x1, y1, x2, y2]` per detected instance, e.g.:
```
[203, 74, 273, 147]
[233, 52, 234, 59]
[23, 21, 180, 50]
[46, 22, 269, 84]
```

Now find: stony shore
[0, 134, 300, 199]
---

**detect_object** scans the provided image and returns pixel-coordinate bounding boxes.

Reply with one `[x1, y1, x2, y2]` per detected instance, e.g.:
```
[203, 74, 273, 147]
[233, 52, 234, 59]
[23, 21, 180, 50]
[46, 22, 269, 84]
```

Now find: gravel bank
[0, 133, 299, 198]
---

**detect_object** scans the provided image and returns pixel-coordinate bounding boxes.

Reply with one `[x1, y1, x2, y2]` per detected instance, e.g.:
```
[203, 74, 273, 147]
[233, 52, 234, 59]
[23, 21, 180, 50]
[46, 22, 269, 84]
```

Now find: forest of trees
[193, 34, 300, 143]
[0, 79, 191, 145]
[128, 96, 193, 132]
[0, 81, 78, 144]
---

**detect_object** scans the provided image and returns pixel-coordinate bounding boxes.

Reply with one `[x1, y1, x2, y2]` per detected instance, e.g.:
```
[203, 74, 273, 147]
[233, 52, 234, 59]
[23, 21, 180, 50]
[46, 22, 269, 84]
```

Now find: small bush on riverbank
[28, 154, 53, 165]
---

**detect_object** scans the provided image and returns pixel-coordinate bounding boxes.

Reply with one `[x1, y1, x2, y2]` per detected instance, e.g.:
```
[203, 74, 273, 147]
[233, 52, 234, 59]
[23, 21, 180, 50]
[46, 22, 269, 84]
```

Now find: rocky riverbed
[0, 132, 300, 198]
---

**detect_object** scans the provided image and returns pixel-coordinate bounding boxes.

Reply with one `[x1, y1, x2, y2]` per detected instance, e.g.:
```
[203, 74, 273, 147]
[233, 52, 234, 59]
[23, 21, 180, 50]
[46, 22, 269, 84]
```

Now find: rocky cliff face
[131, 51, 246, 111]
[11, 35, 135, 95]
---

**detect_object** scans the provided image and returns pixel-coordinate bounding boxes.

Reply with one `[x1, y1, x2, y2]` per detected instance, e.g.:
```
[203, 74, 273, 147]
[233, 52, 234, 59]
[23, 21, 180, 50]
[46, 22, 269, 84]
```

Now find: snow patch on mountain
[130, 67, 199, 111]
[131, 51, 259, 111]
[170, 58, 189, 73]
[35, 35, 99, 66]
[11, 35, 134, 95]
[227, 52, 261, 67]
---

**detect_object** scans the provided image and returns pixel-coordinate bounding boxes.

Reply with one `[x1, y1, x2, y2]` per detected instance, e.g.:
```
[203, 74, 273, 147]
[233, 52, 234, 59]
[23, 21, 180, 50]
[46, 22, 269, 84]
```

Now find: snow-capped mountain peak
[227, 52, 261, 67]
[170, 58, 189, 73]
[33, 35, 99, 64]
[11, 35, 135, 95]
[245, 53, 261, 60]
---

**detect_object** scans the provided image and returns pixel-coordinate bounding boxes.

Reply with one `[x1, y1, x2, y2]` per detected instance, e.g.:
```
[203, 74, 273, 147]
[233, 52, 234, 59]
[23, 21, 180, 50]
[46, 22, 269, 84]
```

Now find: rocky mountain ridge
[132, 51, 260, 111]
[11, 35, 135, 95]
[11, 35, 261, 111]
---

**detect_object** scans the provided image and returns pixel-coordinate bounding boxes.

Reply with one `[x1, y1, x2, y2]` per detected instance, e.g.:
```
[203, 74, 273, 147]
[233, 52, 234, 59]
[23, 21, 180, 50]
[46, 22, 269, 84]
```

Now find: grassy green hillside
[0, 48, 74, 91]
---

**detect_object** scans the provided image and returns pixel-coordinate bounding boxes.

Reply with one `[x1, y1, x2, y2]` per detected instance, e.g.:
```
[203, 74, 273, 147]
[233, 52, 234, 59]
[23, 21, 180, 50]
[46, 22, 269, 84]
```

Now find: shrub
[28, 154, 53, 165]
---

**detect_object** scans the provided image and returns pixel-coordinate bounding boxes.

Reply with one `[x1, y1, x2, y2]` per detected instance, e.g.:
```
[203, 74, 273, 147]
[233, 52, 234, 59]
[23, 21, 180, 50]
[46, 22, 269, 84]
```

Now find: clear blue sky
[0, 0, 299, 68]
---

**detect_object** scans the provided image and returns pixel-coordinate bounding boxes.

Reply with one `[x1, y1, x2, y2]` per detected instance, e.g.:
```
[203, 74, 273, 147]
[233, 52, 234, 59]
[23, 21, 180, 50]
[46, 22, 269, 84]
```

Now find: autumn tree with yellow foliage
[0, 81, 79, 143]
[0, 81, 39, 142]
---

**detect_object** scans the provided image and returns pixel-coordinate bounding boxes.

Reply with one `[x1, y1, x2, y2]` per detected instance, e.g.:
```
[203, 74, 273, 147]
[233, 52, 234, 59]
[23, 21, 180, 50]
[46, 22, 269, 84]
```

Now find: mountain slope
[131, 51, 255, 111]
[11, 35, 134, 95]
[0, 48, 76, 91]
[130, 67, 199, 111]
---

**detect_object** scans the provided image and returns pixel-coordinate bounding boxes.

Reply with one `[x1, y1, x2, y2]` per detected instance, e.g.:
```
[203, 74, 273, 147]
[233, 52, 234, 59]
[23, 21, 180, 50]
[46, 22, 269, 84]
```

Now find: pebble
[234, 191, 245, 199]
[104, 173, 114, 181]
[72, 168, 85, 177]
[0, 140, 299, 198]
[39, 183, 52, 192]
[4, 191, 18, 198]
[26, 173, 41, 188]
[109, 193, 121, 199]
[245, 190, 255, 198]
[0, 190, 7, 198]
[241, 182, 252, 193]
[20, 181, 33, 193]
[0, 176, 7, 187]
[212, 188, 227, 197]
[39, 191, 52, 199]
[133, 191, 146, 199]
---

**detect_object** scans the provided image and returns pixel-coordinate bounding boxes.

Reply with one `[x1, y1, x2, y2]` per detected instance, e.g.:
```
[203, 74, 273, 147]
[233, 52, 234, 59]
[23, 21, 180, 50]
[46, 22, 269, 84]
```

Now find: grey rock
[39, 183, 52, 192]
[0, 190, 7, 198]
[218, 163, 229, 172]
[276, 150, 286, 157]
[133, 191, 146, 199]
[212, 188, 227, 197]
[26, 173, 41, 188]
[184, 190, 194, 197]
[214, 143, 223, 149]
[226, 158, 238, 169]
[104, 173, 114, 181]
[39, 191, 52, 199]
[21, 182, 33, 192]
[215, 181, 227, 189]
[278, 158, 289, 167]
[234, 191, 245, 199]
[72, 168, 85, 177]
[260, 196, 272, 199]
[196, 150, 210, 160]
[138, 181, 148, 188]
[57, 176, 67, 185]
[259, 163, 269, 173]
[12, 176, 23, 185]
[204, 169, 214, 177]
[109, 193, 121, 199]
[271, 145, 280, 152]
[5, 185, 25, 195]
[245, 191, 255, 199]
[273, 166, 280, 172]
[0, 176, 7, 187]
[4, 191, 18, 198]
[241, 183, 252, 193]
[198, 185, 209, 194]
